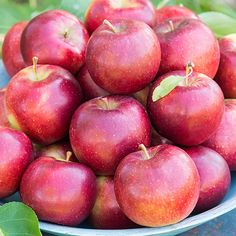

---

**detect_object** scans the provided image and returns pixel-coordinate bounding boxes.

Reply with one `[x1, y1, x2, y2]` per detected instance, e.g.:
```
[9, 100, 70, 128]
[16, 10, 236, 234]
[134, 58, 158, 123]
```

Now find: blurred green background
[0, 0, 236, 56]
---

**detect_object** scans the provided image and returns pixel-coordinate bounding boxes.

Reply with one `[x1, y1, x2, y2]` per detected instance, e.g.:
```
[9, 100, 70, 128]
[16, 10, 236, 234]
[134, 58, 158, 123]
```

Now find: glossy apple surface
[6, 64, 83, 145]
[0, 127, 33, 198]
[203, 99, 236, 170]
[0, 88, 10, 127]
[215, 34, 236, 98]
[114, 144, 200, 227]
[148, 71, 224, 146]
[155, 5, 198, 25]
[86, 19, 161, 94]
[2, 21, 27, 77]
[21, 10, 89, 74]
[90, 176, 136, 229]
[20, 156, 96, 226]
[154, 19, 220, 78]
[70, 95, 151, 175]
[185, 146, 231, 213]
[85, 0, 156, 34]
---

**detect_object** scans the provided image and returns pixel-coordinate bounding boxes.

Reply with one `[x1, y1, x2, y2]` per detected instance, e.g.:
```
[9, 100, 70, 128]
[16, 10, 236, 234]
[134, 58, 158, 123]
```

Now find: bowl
[1, 61, 236, 236]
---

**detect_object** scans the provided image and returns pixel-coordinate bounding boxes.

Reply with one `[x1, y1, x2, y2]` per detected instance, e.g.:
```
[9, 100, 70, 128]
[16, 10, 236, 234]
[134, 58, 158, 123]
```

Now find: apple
[89, 176, 136, 229]
[86, 19, 161, 94]
[2, 21, 27, 77]
[114, 144, 200, 227]
[20, 156, 96, 226]
[21, 10, 89, 74]
[203, 99, 236, 170]
[151, 127, 172, 146]
[76, 65, 110, 100]
[85, 0, 156, 34]
[185, 146, 231, 214]
[70, 95, 151, 175]
[155, 5, 198, 25]
[153, 19, 220, 78]
[0, 88, 10, 127]
[147, 69, 224, 146]
[215, 34, 236, 98]
[5, 60, 83, 145]
[0, 126, 33, 198]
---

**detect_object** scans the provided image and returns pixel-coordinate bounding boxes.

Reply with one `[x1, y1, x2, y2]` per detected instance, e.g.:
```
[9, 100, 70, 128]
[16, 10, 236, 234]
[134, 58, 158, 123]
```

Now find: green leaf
[0, 202, 41, 236]
[152, 76, 184, 102]
[199, 12, 236, 37]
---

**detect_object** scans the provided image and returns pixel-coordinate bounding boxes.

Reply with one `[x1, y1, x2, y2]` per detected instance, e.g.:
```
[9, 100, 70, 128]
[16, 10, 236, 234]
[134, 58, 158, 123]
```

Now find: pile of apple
[1, 0, 236, 230]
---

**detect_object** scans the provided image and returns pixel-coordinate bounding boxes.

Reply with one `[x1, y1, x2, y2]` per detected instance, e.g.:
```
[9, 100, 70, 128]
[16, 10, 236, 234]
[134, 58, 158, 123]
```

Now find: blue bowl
[1, 62, 236, 236]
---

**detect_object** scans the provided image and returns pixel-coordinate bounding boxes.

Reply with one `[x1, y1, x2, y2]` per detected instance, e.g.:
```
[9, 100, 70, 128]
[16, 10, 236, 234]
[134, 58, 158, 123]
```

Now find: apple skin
[21, 10, 89, 74]
[76, 65, 110, 100]
[147, 71, 224, 146]
[0, 126, 33, 198]
[203, 99, 236, 170]
[155, 5, 198, 25]
[184, 146, 231, 214]
[114, 144, 200, 227]
[85, 0, 156, 34]
[20, 156, 96, 226]
[70, 95, 151, 175]
[215, 34, 236, 98]
[5, 64, 83, 145]
[0, 89, 10, 128]
[154, 19, 220, 78]
[2, 21, 27, 77]
[89, 176, 136, 229]
[86, 19, 161, 95]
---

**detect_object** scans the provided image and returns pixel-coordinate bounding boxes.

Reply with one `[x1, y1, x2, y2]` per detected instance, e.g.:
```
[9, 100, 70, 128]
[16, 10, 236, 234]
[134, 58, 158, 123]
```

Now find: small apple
[185, 146, 231, 213]
[0, 126, 33, 198]
[114, 144, 200, 227]
[2, 21, 27, 77]
[153, 19, 220, 78]
[147, 68, 224, 146]
[0, 88, 10, 127]
[89, 176, 136, 229]
[70, 95, 151, 175]
[20, 156, 96, 226]
[76, 65, 110, 100]
[86, 19, 161, 94]
[6, 59, 83, 145]
[85, 0, 156, 34]
[215, 34, 236, 98]
[21, 10, 89, 74]
[203, 99, 236, 170]
[155, 5, 198, 25]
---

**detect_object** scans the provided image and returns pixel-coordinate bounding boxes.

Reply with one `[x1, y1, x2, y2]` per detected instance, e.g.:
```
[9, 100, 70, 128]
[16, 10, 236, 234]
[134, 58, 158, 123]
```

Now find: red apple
[5, 62, 83, 145]
[151, 127, 172, 146]
[2, 21, 27, 77]
[154, 19, 220, 78]
[155, 5, 198, 25]
[0, 88, 10, 127]
[185, 146, 231, 213]
[0, 126, 33, 198]
[76, 65, 110, 100]
[20, 156, 96, 226]
[215, 34, 236, 98]
[114, 144, 200, 227]
[203, 99, 236, 170]
[21, 10, 89, 74]
[86, 19, 161, 94]
[70, 95, 151, 175]
[147, 70, 224, 146]
[89, 176, 136, 229]
[85, 0, 156, 34]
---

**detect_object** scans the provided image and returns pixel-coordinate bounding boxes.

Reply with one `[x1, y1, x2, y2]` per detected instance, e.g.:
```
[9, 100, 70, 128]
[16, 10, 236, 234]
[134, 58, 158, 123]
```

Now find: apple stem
[168, 20, 174, 32]
[32, 56, 39, 81]
[139, 144, 151, 160]
[66, 151, 72, 162]
[185, 62, 194, 86]
[103, 19, 117, 33]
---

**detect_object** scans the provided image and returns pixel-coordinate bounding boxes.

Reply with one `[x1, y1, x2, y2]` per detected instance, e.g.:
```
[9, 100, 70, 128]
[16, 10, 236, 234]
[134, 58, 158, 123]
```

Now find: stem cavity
[103, 19, 117, 33]
[32, 56, 39, 81]
[185, 61, 195, 86]
[139, 144, 151, 160]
